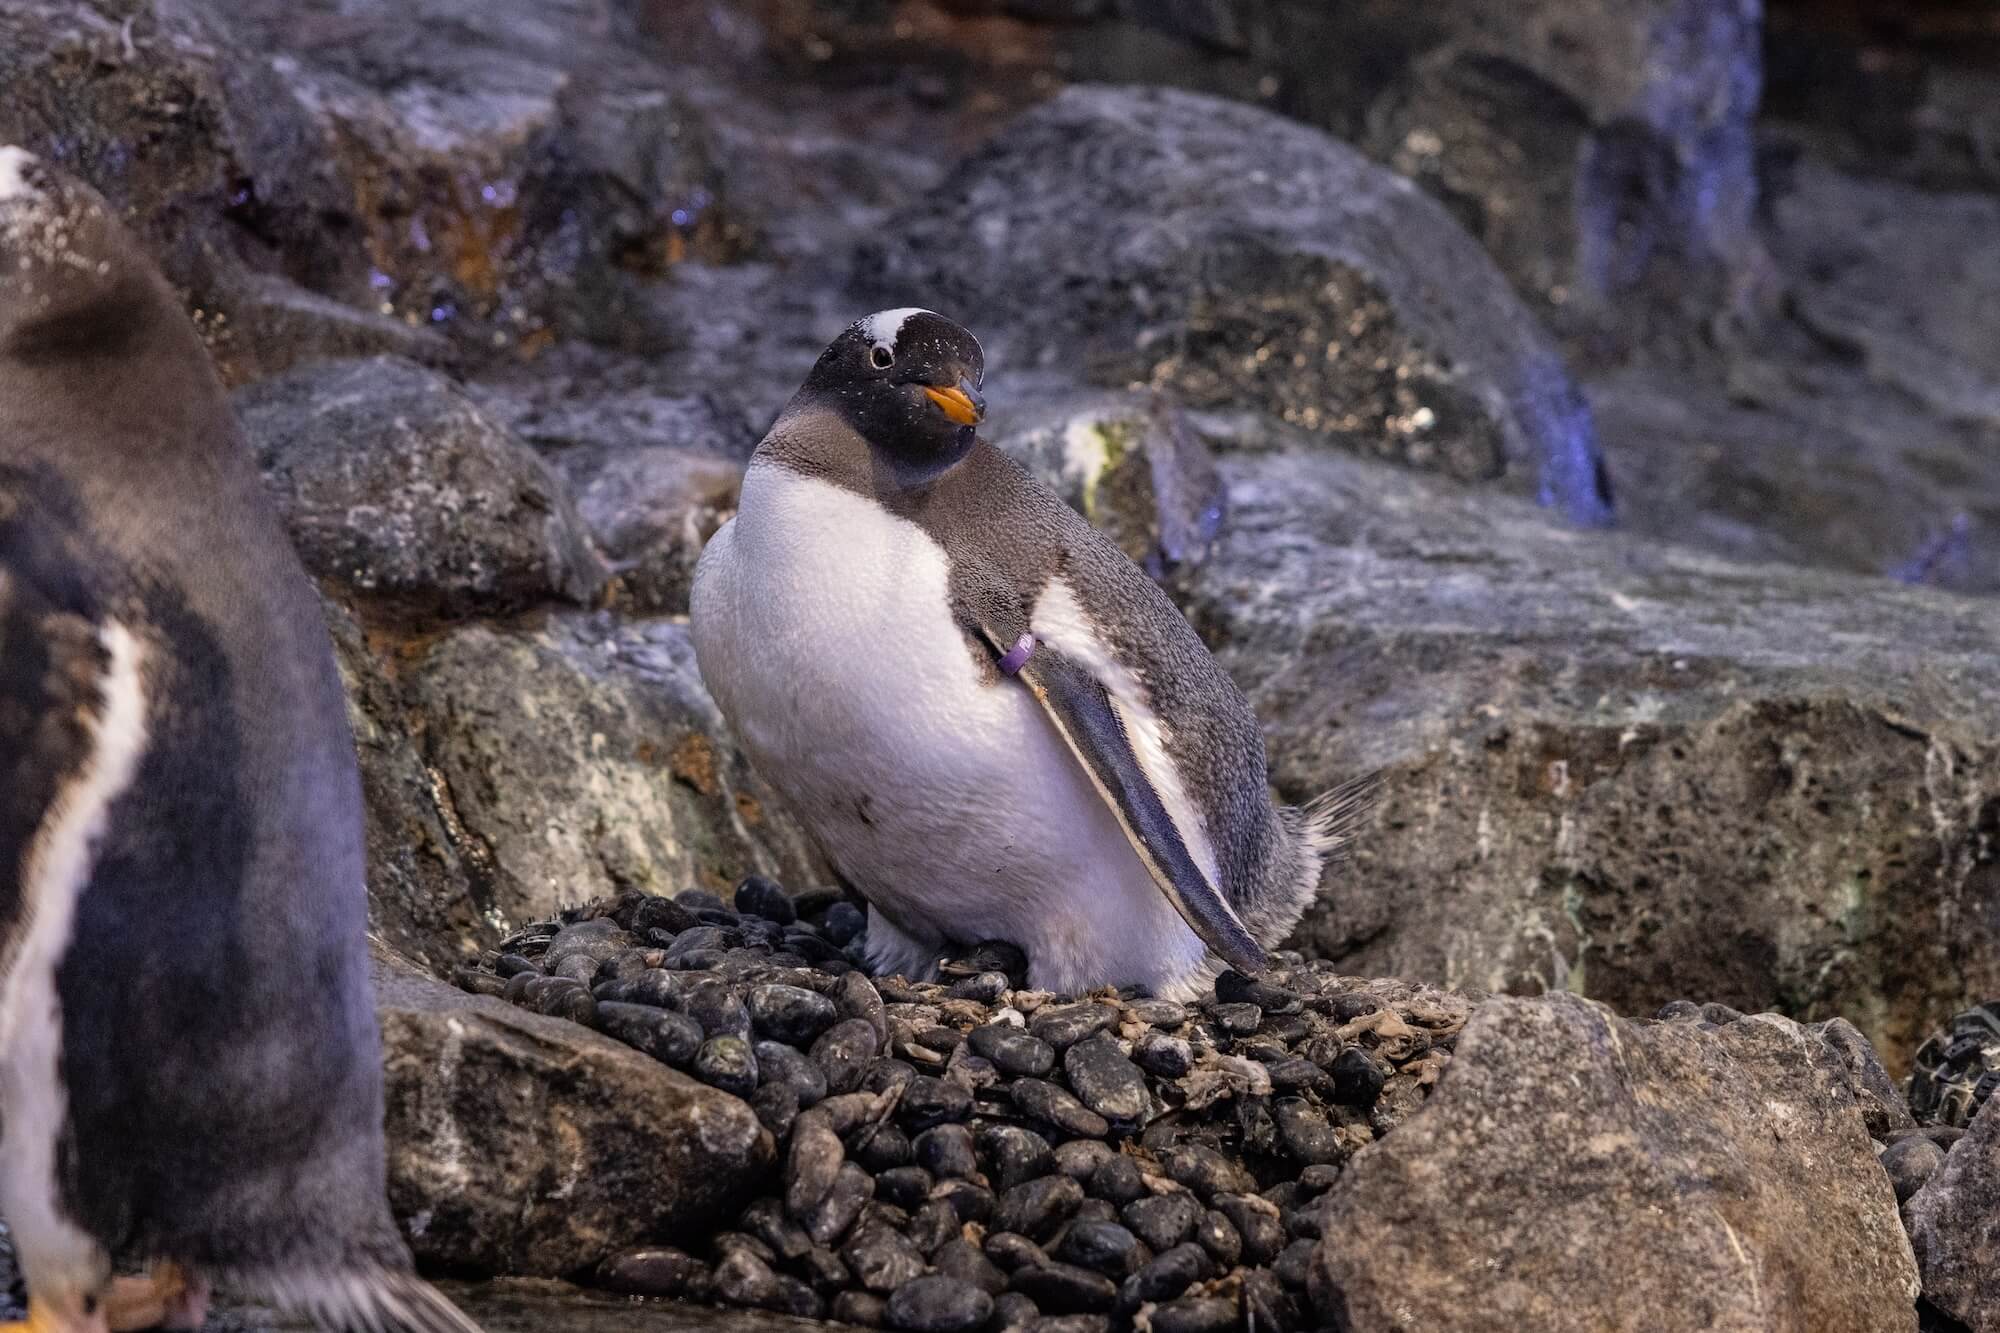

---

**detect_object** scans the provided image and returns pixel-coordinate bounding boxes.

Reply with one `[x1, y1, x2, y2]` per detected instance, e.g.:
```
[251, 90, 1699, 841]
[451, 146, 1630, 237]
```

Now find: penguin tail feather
[224, 1266, 485, 1333]
[1298, 772, 1382, 863]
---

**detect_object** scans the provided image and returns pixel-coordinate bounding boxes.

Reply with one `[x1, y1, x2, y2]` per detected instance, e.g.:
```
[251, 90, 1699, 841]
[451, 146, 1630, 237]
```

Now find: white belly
[691, 460, 1205, 995]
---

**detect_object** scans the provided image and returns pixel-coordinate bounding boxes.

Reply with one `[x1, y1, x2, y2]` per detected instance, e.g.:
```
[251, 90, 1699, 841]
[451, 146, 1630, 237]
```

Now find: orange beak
[923, 382, 984, 426]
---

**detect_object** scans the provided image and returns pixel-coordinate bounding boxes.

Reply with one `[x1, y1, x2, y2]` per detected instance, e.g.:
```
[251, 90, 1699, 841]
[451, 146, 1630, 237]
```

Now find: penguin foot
[101, 1265, 204, 1332]
[0, 1293, 107, 1333]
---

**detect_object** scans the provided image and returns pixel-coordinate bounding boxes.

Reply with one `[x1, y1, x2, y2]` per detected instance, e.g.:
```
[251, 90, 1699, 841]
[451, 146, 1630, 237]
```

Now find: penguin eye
[870, 344, 894, 370]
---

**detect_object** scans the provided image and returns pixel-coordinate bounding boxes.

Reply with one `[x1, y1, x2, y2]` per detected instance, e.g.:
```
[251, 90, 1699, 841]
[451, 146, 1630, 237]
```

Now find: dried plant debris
[455, 877, 1475, 1329]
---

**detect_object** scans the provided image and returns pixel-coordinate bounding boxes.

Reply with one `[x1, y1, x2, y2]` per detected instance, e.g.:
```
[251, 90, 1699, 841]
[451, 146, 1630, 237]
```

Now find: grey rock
[1192, 446, 2000, 1068]
[885, 1276, 995, 1333]
[400, 612, 821, 932]
[237, 356, 606, 617]
[1309, 994, 1918, 1331]
[1882, 1136, 1947, 1206]
[375, 946, 770, 1277]
[855, 85, 1610, 524]
[1062, 1035, 1150, 1128]
[987, 387, 1223, 578]
[1906, 1096, 2000, 1332]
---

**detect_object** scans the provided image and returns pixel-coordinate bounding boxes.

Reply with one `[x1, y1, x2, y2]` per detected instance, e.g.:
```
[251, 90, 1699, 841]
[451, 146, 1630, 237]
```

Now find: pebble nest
[455, 877, 1473, 1332]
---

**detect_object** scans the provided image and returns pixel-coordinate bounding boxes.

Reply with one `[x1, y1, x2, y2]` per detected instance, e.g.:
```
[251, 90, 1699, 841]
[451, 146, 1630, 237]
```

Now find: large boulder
[1309, 994, 1919, 1331]
[1185, 446, 2000, 1067]
[1906, 1097, 2000, 1331]
[400, 612, 824, 932]
[852, 85, 1613, 526]
[237, 356, 608, 619]
[375, 947, 773, 1277]
[0, 0, 749, 374]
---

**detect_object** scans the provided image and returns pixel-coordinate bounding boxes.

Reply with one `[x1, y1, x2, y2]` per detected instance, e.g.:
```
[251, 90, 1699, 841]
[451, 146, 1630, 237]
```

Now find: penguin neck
[760, 398, 966, 508]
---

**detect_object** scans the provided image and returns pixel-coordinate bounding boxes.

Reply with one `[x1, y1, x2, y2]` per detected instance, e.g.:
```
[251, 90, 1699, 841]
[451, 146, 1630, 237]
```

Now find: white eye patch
[860, 307, 930, 356]
[0, 146, 41, 202]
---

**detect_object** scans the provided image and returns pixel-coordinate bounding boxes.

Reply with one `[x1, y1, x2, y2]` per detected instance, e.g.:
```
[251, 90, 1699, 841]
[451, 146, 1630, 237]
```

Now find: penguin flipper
[993, 632, 1266, 975]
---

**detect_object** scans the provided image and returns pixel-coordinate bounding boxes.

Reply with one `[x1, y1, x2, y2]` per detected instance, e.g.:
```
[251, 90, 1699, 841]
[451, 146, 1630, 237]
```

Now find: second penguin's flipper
[985, 628, 1266, 975]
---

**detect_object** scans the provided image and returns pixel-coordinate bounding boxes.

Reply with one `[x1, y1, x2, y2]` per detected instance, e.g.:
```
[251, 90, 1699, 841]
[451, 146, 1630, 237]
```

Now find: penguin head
[798, 308, 987, 488]
[0, 146, 163, 358]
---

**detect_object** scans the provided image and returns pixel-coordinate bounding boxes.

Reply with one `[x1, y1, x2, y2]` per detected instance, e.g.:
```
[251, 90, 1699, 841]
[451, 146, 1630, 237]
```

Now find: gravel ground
[454, 879, 1475, 1330]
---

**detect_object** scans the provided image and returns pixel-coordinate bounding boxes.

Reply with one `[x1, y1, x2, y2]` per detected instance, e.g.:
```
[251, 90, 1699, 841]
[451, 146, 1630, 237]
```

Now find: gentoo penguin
[0, 149, 478, 1332]
[691, 308, 1370, 999]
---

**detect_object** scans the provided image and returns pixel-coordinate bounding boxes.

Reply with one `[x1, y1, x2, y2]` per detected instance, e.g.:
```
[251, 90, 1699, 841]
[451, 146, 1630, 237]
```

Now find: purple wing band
[998, 632, 1036, 676]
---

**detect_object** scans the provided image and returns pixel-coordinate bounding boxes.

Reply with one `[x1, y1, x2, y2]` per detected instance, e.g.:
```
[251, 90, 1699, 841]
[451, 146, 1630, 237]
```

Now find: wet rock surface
[854, 85, 1614, 525]
[1310, 994, 1920, 1330]
[374, 945, 772, 1277]
[1187, 444, 2000, 1069]
[1907, 1097, 2000, 1332]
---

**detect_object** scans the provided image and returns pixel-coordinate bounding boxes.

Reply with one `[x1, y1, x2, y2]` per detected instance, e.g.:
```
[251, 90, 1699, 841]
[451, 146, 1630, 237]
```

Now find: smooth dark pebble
[1193, 1210, 1240, 1267]
[969, 1023, 1057, 1077]
[947, 971, 1011, 1004]
[592, 966, 679, 1009]
[1273, 1097, 1342, 1165]
[631, 895, 699, 937]
[885, 1275, 995, 1333]
[1132, 1031, 1193, 1078]
[916, 1124, 980, 1178]
[537, 983, 597, 1026]
[1125, 999, 1188, 1028]
[748, 984, 838, 1045]
[597, 1246, 708, 1298]
[990, 1293, 1040, 1331]
[908, 1199, 962, 1256]
[785, 1113, 843, 1216]
[593, 948, 659, 986]
[901, 1075, 974, 1128]
[842, 1223, 927, 1294]
[1329, 1046, 1390, 1105]
[934, 1237, 1008, 1296]
[494, 952, 539, 979]
[1053, 1140, 1116, 1181]
[1213, 1193, 1284, 1264]
[812, 1018, 883, 1094]
[1268, 1057, 1328, 1093]
[1164, 1144, 1255, 1200]
[930, 1178, 997, 1225]
[1023, 1319, 1109, 1333]
[1299, 1163, 1342, 1196]
[1148, 1296, 1237, 1333]
[681, 978, 751, 1040]
[1325, 991, 1381, 1022]
[596, 1002, 702, 1066]
[1215, 969, 1301, 1012]
[735, 874, 797, 924]
[856, 1123, 913, 1172]
[1274, 1237, 1317, 1288]
[1063, 1034, 1149, 1126]
[996, 1174, 1085, 1242]
[804, 1161, 875, 1246]
[797, 1243, 851, 1294]
[916, 1025, 965, 1053]
[833, 1290, 888, 1328]
[693, 1035, 758, 1097]
[823, 902, 868, 946]
[1072, 1198, 1118, 1225]
[754, 1040, 828, 1105]
[984, 1231, 1049, 1271]
[981, 1125, 1056, 1192]
[874, 1165, 934, 1211]
[1011, 1080, 1110, 1139]
[1882, 1135, 1947, 1203]
[1210, 1002, 1262, 1035]
[740, 1197, 811, 1261]
[1122, 1194, 1202, 1253]
[864, 1056, 918, 1098]
[1087, 1154, 1147, 1206]
[750, 1083, 798, 1138]
[712, 1249, 778, 1308]
[1030, 1002, 1118, 1049]
[1116, 1243, 1210, 1311]
[1009, 1263, 1117, 1315]
[1052, 1220, 1141, 1278]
